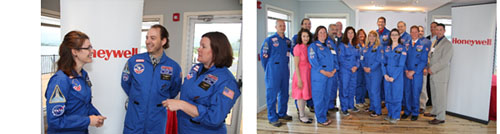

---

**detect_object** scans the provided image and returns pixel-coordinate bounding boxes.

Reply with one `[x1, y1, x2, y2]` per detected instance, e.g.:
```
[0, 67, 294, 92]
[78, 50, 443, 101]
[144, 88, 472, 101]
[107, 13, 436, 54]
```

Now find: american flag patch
[223, 87, 235, 100]
[136, 59, 144, 62]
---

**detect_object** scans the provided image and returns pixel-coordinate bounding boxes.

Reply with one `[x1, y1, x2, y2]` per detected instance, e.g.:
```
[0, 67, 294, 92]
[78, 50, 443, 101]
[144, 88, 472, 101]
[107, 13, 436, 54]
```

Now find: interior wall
[297, 0, 355, 30]
[41, 0, 242, 63]
[256, 0, 300, 111]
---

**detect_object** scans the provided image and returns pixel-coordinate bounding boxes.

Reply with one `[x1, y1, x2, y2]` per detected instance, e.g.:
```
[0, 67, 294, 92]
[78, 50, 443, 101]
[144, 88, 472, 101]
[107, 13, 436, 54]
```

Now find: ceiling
[340, 0, 496, 12]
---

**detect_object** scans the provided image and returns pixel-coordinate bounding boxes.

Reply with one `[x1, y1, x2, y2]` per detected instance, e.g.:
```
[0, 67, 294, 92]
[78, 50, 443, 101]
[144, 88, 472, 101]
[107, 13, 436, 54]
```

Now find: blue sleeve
[88, 96, 101, 116]
[369, 47, 381, 71]
[121, 61, 132, 96]
[46, 77, 90, 130]
[416, 44, 430, 73]
[381, 49, 387, 76]
[291, 35, 297, 56]
[191, 78, 241, 127]
[355, 48, 361, 68]
[260, 38, 271, 69]
[169, 65, 182, 99]
[333, 46, 339, 71]
[308, 45, 320, 69]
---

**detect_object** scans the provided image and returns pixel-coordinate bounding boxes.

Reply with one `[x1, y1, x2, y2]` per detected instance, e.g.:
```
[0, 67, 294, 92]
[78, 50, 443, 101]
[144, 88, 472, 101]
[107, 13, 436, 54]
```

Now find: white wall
[41, 0, 242, 63]
[357, 10, 427, 33]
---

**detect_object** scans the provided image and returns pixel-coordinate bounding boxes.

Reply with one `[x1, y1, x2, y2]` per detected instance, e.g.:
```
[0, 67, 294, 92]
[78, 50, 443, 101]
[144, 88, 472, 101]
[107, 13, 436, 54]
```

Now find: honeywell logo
[92, 48, 139, 61]
[452, 38, 493, 46]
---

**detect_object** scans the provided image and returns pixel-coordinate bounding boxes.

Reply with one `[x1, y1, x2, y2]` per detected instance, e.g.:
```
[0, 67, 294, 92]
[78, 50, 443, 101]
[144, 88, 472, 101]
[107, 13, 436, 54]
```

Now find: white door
[185, 13, 242, 134]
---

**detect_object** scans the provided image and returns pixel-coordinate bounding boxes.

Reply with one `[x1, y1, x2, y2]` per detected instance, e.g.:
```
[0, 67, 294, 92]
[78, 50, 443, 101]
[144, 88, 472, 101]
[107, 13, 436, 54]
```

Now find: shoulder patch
[49, 85, 66, 104]
[223, 87, 235, 100]
[309, 47, 315, 59]
[134, 63, 145, 74]
[136, 59, 144, 63]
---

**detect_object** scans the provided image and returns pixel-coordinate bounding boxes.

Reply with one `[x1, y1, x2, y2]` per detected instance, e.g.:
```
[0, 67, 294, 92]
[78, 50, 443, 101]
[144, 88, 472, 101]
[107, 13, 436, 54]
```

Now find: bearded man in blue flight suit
[260, 19, 293, 127]
[121, 24, 182, 134]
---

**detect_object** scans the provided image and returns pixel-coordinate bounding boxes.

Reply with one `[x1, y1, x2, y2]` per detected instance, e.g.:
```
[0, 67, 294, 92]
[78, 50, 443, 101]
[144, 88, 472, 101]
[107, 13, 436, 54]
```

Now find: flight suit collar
[273, 32, 286, 40]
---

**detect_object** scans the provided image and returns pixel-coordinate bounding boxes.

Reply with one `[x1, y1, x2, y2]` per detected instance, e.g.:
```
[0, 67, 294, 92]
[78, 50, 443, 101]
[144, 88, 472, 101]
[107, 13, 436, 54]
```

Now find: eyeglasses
[77, 45, 93, 50]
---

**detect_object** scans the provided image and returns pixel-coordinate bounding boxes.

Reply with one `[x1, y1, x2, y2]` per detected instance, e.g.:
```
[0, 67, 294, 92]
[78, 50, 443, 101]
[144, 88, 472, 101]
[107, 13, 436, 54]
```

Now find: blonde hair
[365, 30, 381, 48]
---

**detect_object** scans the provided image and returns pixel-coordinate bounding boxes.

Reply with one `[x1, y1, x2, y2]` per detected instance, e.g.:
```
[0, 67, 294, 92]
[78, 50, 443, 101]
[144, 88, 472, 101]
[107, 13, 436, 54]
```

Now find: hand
[351, 66, 358, 73]
[332, 69, 337, 76]
[297, 79, 303, 89]
[389, 77, 395, 82]
[162, 99, 185, 111]
[408, 71, 415, 80]
[364, 67, 371, 73]
[423, 68, 428, 76]
[428, 68, 433, 75]
[320, 70, 332, 77]
[384, 75, 390, 82]
[89, 115, 106, 127]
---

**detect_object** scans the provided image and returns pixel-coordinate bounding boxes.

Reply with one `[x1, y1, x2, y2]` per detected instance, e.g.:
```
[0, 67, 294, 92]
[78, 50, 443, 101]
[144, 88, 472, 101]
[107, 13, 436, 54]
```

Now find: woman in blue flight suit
[381, 29, 407, 123]
[45, 31, 106, 134]
[308, 26, 338, 126]
[355, 29, 367, 109]
[163, 32, 241, 134]
[360, 30, 384, 117]
[338, 26, 360, 115]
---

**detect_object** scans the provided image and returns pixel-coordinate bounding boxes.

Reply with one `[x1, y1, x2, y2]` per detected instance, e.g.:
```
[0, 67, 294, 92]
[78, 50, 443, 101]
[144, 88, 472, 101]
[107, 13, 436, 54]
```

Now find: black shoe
[342, 110, 350, 116]
[351, 107, 360, 112]
[411, 115, 418, 121]
[429, 119, 445, 125]
[269, 121, 282, 127]
[401, 114, 409, 119]
[299, 117, 313, 124]
[333, 107, 339, 112]
[279, 115, 292, 121]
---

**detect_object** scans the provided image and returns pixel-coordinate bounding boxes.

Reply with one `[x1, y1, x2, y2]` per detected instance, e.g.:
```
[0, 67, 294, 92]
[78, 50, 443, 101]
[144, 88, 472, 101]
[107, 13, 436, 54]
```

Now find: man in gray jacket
[425, 23, 453, 125]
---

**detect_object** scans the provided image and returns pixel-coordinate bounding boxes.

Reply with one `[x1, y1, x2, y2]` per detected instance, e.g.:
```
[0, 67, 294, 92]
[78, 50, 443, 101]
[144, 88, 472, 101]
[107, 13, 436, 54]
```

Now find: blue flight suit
[121, 52, 182, 134]
[260, 32, 291, 123]
[308, 39, 338, 123]
[403, 38, 430, 117]
[338, 42, 360, 112]
[355, 45, 367, 105]
[177, 63, 241, 134]
[45, 70, 101, 134]
[360, 43, 384, 115]
[381, 44, 407, 119]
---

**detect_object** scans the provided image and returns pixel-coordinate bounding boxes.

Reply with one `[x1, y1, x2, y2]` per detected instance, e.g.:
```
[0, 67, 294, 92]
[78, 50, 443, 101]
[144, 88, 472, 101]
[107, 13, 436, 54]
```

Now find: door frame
[181, 10, 242, 134]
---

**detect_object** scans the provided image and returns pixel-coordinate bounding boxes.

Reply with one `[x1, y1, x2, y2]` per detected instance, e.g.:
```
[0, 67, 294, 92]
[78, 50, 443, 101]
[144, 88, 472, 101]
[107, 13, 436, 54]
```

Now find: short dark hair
[431, 21, 438, 25]
[57, 31, 89, 76]
[388, 28, 402, 45]
[202, 32, 234, 68]
[378, 16, 386, 23]
[150, 24, 170, 49]
[301, 18, 310, 25]
[313, 26, 327, 41]
[436, 23, 446, 30]
[341, 26, 358, 48]
[410, 25, 419, 32]
[296, 28, 313, 45]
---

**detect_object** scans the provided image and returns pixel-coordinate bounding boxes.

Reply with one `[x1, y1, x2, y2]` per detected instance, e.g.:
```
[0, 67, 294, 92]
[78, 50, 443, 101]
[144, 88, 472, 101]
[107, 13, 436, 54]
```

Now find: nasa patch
[134, 63, 145, 74]
[52, 105, 65, 117]
[309, 47, 315, 59]
[123, 74, 129, 81]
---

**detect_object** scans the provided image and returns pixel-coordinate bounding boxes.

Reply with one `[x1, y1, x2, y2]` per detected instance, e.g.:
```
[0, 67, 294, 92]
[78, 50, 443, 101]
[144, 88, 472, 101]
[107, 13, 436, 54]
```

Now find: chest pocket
[189, 81, 215, 106]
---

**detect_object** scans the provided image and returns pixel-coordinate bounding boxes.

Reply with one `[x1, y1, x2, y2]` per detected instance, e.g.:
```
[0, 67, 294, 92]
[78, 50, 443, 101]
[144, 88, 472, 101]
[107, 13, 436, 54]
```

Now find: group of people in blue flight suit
[46, 25, 240, 134]
[261, 16, 432, 126]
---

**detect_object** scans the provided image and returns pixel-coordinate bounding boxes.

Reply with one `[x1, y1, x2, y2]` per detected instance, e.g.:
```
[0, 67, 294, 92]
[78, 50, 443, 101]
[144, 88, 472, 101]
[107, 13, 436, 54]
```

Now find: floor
[257, 97, 497, 134]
